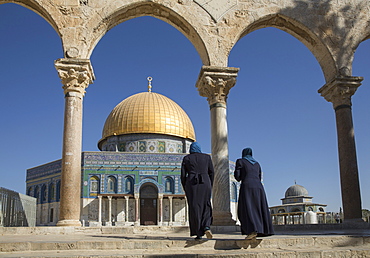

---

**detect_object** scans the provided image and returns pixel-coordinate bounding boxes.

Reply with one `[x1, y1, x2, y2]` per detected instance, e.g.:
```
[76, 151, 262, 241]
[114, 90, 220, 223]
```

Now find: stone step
[1, 235, 369, 251]
[1, 234, 369, 257]
[0, 226, 369, 257]
[2, 247, 370, 258]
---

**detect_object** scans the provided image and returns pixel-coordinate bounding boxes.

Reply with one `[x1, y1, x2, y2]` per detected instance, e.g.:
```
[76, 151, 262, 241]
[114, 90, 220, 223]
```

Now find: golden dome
[100, 91, 196, 141]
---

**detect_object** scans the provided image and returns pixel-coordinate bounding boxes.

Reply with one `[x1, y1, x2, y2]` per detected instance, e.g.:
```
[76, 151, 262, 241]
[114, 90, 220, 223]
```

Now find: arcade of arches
[2, 0, 370, 226]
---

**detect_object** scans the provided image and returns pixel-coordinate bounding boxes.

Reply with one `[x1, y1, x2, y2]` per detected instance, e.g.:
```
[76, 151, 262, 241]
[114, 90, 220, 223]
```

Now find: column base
[212, 211, 236, 226]
[56, 219, 82, 227]
[342, 218, 367, 227]
[89, 221, 102, 227]
[115, 221, 126, 227]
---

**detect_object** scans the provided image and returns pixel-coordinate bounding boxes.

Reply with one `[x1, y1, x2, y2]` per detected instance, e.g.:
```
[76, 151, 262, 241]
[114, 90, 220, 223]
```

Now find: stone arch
[232, 14, 336, 82]
[137, 178, 163, 194]
[140, 183, 158, 199]
[86, 2, 209, 65]
[0, 1, 61, 37]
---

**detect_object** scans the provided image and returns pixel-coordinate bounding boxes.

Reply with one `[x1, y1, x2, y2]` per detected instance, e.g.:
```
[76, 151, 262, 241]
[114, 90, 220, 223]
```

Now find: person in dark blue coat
[181, 142, 214, 239]
[234, 147, 274, 240]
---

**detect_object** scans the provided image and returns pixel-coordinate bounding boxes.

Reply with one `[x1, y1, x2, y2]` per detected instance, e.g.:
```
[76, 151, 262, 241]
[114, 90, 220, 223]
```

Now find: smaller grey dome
[285, 184, 308, 198]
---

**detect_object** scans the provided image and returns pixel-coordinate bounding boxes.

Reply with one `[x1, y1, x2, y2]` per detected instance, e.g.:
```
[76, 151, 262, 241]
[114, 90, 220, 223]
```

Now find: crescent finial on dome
[147, 76, 152, 92]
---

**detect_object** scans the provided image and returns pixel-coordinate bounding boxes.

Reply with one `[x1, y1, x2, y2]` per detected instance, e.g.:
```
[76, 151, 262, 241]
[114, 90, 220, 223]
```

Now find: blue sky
[1, 3, 369, 212]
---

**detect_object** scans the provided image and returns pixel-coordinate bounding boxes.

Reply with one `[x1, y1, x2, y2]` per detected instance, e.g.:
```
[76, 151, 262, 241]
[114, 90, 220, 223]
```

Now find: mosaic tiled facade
[26, 152, 238, 226]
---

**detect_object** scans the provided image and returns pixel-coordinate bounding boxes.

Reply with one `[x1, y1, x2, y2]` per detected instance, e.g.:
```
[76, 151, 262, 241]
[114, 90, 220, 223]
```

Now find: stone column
[134, 194, 140, 226]
[125, 196, 130, 224]
[106, 196, 112, 226]
[318, 76, 363, 222]
[168, 196, 173, 225]
[55, 58, 94, 227]
[196, 66, 239, 226]
[158, 195, 163, 226]
[98, 196, 102, 226]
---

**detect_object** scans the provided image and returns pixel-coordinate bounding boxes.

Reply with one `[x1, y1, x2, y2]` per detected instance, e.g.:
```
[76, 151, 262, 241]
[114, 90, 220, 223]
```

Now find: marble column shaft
[98, 196, 102, 224]
[318, 76, 363, 221]
[108, 196, 112, 225]
[55, 58, 94, 227]
[169, 196, 173, 224]
[125, 196, 129, 222]
[158, 195, 163, 226]
[196, 66, 239, 225]
[134, 194, 140, 225]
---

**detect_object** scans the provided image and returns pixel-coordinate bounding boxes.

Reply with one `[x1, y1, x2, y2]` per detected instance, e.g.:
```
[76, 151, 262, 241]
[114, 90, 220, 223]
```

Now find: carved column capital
[55, 58, 95, 97]
[318, 76, 363, 109]
[196, 66, 239, 107]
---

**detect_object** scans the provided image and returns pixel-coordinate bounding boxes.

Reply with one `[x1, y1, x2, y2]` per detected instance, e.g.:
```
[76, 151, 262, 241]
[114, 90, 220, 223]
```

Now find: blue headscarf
[190, 142, 202, 153]
[242, 147, 258, 164]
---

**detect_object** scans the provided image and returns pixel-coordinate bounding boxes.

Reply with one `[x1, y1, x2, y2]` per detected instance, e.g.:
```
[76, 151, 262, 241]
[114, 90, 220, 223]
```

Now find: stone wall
[0, 187, 36, 227]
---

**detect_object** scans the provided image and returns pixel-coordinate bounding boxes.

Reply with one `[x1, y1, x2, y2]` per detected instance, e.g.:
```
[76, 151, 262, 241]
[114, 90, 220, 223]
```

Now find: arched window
[319, 207, 324, 212]
[56, 181, 61, 202]
[308, 206, 313, 211]
[278, 209, 286, 213]
[164, 177, 174, 193]
[48, 183, 55, 202]
[34, 186, 40, 202]
[41, 185, 47, 204]
[89, 176, 100, 195]
[125, 176, 134, 194]
[27, 187, 33, 196]
[107, 176, 117, 193]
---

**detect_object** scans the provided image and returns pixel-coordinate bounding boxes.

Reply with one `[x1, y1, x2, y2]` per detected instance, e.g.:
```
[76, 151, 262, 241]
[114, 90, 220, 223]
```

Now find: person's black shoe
[195, 236, 202, 240]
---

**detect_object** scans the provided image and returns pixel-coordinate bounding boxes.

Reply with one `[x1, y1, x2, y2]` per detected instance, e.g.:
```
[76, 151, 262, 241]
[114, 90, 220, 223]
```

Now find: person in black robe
[234, 147, 274, 240]
[181, 142, 214, 239]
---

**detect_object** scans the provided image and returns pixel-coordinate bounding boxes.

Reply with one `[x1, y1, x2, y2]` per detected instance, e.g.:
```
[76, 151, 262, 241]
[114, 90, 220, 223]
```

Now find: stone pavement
[0, 225, 370, 257]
